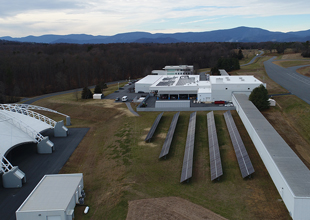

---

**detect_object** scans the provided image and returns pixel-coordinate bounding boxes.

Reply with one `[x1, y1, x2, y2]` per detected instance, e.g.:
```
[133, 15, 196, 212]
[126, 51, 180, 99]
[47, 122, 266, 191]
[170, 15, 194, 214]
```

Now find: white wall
[212, 84, 258, 101]
[155, 101, 190, 108]
[135, 83, 151, 93]
[16, 210, 66, 220]
[197, 93, 211, 102]
[231, 94, 310, 219]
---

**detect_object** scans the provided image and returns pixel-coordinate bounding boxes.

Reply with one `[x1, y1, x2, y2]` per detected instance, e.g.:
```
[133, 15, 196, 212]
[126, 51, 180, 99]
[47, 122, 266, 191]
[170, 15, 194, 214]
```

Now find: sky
[1, 0, 310, 37]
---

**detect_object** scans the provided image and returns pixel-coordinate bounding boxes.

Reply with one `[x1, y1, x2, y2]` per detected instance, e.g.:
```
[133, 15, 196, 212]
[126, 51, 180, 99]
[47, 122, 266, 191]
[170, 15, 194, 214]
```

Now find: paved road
[241, 50, 264, 67]
[22, 80, 127, 104]
[264, 57, 310, 104]
[125, 102, 140, 116]
[0, 128, 89, 220]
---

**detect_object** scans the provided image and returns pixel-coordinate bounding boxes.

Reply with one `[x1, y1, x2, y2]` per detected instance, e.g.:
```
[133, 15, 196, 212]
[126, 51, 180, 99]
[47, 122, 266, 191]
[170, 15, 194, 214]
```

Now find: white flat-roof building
[16, 173, 84, 220]
[136, 74, 263, 102]
[233, 93, 310, 220]
[135, 75, 162, 93]
[151, 65, 194, 75]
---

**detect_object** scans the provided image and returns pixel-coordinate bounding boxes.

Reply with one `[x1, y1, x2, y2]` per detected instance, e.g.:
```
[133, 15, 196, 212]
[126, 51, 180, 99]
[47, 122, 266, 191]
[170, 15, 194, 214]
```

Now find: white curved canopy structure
[0, 104, 69, 188]
[1, 104, 69, 117]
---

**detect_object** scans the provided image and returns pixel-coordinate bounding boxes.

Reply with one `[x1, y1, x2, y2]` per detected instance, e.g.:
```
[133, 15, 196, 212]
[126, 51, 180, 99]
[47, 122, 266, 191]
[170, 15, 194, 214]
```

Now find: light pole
[118, 82, 119, 91]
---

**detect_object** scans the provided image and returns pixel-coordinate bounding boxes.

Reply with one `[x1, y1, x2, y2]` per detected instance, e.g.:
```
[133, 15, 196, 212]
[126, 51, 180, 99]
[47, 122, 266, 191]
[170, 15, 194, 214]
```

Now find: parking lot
[104, 82, 148, 102]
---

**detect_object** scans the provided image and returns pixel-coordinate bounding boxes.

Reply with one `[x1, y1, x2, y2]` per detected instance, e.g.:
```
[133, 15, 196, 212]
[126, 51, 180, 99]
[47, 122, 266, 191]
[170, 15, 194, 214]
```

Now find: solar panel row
[223, 111, 254, 178]
[159, 112, 180, 159]
[207, 111, 223, 181]
[145, 112, 164, 142]
[180, 112, 196, 183]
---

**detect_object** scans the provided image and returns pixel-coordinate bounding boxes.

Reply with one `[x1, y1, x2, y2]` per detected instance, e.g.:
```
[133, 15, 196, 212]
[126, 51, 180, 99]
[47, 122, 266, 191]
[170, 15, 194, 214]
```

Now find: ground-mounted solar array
[207, 111, 223, 181]
[224, 111, 254, 178]
[145, 112, 164, 142]
[159, 112, 180, 159]
[180, 112, 196, 183]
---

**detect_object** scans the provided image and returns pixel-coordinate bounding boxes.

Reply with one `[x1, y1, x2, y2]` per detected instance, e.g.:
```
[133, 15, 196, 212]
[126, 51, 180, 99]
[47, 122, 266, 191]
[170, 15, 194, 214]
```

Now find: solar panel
[145, 112, 164, 142]
[180, 112, 196, 183]
[223, 111, 254, 178]
[159, 112, 180, 159]
[207, 111, 223, 181]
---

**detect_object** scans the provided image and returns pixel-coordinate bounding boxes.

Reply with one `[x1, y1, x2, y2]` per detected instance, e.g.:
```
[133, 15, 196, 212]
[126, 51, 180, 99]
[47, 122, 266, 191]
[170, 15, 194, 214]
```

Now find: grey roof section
[156, 77, 177, 86]
[176, 76, 196, 85]
[18, 173, 83, 212]
[234, 93, 310, 196]
[180, 112, 196, 182]
[207, 111, 223, 181]
[159, 112, 180, 158]
[224, 110, 254, 178]
[145, 112, 164, 142]
[219, 69, 229, 76]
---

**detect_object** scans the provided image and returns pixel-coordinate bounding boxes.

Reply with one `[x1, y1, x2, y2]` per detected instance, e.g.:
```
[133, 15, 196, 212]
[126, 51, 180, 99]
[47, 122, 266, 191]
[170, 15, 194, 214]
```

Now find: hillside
[1, 27, 310, 44]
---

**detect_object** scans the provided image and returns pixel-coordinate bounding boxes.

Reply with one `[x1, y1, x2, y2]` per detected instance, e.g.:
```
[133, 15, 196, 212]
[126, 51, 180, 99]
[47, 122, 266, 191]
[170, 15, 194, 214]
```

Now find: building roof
[210, 75, 262, 85]
[136, 75, 163, 85]
[17, 174, 83, 212]
[163, 65, 193, 70]
[149, 75, 201, 91]
[234, 93, 310, 197]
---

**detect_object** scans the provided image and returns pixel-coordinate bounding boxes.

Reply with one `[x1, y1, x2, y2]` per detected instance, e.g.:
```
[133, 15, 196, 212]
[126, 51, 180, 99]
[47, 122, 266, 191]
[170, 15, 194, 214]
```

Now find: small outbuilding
[93, 93, 104, 99]
[268, 98, 276, 106]
[16, 173, 84, 220]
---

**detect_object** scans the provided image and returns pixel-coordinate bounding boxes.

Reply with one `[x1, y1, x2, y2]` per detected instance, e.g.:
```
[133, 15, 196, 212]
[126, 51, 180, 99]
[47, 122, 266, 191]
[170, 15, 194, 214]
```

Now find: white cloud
[0, 0, 310, 37]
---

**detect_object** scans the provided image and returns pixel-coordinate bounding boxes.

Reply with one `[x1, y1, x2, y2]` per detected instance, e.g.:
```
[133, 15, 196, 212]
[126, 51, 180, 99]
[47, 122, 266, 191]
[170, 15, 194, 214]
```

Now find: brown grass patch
[273, 60, 310, 68]
[281, 53, 306, 60]
[296, 66, 310, 77]
[126, 197, 228, 220]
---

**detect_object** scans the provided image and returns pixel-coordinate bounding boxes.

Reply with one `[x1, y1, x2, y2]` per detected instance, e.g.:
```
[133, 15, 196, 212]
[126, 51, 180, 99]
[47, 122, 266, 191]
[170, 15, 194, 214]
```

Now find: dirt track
[126, 197, 228, 220]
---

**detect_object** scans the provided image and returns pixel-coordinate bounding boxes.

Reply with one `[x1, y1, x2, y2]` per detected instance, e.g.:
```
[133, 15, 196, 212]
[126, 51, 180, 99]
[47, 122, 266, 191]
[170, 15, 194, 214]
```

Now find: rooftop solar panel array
[159, 112, 180, 159]
[156, 77, 177, 86]
[145, 112, 164, 142]
[223, 111, 255, 178]
[180, 112, 196, 183]
[207, 111, 223, 181]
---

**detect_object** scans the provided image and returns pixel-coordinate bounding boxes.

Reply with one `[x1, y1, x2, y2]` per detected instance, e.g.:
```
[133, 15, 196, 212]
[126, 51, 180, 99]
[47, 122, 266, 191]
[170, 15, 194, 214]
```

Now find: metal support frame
[0, 153, 14, 173]
[0, 104, 70, 125]
[0, 111, 44, 143]
[0, 104, 56, 127]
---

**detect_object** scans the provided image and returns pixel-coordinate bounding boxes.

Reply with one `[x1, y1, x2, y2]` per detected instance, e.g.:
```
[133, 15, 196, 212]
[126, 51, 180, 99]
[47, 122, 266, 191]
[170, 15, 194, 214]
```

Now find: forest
[0, 40, 309, 103]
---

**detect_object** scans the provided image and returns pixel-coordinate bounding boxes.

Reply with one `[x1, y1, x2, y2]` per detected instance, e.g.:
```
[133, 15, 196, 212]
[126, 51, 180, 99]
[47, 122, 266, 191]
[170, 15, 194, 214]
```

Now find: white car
[122, 96, 128, 102]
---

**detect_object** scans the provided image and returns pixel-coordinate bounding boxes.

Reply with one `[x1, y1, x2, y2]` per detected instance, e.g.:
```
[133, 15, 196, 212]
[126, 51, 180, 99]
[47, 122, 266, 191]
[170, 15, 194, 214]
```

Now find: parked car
[122, 96, 128, 102]
[115, 97, 120, 101]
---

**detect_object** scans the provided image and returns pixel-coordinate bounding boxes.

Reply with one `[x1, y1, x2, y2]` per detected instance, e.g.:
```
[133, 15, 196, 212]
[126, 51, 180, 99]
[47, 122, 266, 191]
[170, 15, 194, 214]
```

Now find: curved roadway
[263, 57, 310, 104]
[241, 50, 264, 66]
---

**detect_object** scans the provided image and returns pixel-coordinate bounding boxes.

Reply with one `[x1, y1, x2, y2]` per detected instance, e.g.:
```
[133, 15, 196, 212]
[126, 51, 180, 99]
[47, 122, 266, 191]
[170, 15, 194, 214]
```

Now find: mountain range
[1, 26, 310, 44]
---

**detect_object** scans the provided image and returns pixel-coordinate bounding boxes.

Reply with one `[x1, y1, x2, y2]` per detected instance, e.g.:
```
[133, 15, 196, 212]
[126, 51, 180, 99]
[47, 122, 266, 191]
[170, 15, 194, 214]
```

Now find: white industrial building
[16, 173, 84, 220]
[151, 65, 194, 75]
[135, 74, 264, 102]
[233, 93, 310, 220]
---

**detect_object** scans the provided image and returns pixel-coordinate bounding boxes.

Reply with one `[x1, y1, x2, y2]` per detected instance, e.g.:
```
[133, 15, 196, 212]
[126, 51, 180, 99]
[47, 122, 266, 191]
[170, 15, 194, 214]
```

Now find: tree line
[0, 40, 309, 103]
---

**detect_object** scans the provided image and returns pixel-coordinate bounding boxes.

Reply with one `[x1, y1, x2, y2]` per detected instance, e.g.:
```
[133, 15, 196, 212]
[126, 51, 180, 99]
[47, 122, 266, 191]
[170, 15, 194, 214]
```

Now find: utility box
[268, 98, 276, 106]
[16, 173, 84, 220]
[93, 94, 104, 99]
